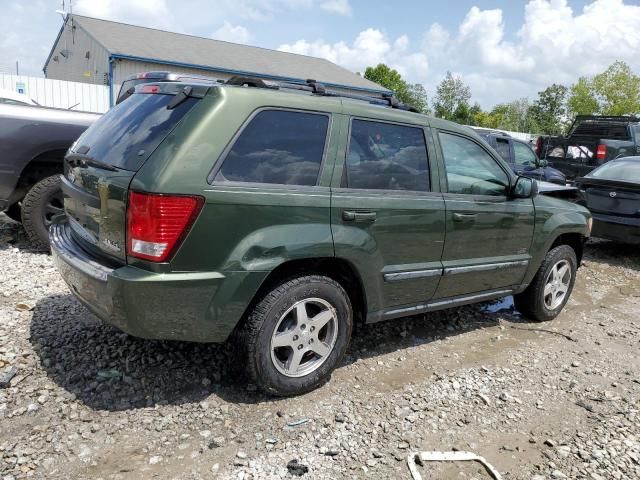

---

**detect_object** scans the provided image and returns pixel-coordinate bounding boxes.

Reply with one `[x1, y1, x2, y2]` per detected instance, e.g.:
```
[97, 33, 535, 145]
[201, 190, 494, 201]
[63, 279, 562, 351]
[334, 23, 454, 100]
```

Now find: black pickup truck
[535, 115, 640, 179]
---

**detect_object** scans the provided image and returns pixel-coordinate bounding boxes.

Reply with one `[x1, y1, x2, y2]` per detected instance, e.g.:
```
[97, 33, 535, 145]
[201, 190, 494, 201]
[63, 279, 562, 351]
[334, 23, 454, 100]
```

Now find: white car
[0, 88, 37, 106]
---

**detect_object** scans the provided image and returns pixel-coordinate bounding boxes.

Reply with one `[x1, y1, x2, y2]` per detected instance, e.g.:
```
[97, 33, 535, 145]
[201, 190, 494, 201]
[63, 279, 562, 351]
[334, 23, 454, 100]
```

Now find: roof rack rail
[224, 76, 419, 113]
[226, 76, 278, 89]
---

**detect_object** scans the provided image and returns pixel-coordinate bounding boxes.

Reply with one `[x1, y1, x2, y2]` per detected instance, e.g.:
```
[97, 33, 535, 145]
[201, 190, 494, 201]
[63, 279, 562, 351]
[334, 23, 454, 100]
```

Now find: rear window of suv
[214, 109, 329, 186]
[71, 92, 199, 171]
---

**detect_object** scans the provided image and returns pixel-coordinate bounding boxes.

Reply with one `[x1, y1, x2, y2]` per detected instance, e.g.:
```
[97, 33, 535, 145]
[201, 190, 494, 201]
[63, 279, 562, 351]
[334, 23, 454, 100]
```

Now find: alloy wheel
[270, 298, 339, 378]
[543, 259, 571, 310]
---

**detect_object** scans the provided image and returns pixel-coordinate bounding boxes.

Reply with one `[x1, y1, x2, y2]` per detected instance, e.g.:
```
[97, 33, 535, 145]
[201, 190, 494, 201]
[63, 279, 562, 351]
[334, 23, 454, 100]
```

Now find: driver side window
[513, 141, 537, 166]
[439, 132, 509, 196]
[342, 119, 430, 191]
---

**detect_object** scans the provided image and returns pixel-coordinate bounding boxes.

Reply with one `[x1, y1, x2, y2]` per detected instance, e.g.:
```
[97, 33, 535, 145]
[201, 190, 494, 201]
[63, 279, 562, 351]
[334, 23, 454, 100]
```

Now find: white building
[44, 15, 389, 106]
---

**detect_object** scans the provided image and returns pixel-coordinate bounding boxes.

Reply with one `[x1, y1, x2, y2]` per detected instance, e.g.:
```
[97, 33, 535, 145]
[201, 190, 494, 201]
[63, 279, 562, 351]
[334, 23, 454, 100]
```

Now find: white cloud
[280, 0, 640, 107]
[320, 0, 351, 16]
[212, 21, 252, 44]
[279, 28, 428, 79]
[458, 7, 535, 74]
[0, 1, 57, 75]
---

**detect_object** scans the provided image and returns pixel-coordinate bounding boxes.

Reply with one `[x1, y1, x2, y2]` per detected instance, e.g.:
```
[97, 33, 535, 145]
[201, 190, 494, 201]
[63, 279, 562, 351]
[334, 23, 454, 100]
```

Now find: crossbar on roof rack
[225, 75, 419, 113]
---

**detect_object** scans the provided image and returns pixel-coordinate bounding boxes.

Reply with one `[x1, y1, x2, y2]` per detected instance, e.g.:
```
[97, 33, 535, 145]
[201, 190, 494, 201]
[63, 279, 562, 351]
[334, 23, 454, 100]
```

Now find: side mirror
[511, 176, 538, 199]
[537, 158, 549, 168]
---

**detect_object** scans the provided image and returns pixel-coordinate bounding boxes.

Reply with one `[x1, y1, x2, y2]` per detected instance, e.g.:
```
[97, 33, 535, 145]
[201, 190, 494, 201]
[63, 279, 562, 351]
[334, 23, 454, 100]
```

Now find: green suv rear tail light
[127, 191, 204, 262]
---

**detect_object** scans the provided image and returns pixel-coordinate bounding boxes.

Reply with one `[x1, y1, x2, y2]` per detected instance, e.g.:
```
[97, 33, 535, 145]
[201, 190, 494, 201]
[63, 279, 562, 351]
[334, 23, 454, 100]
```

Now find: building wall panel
[44, 19, 110, 86]
[0, 74, 109, 113]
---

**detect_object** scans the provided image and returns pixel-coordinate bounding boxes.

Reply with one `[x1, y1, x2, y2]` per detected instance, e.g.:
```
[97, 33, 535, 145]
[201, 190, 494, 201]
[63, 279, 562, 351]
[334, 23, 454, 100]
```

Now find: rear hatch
[62, 84, 206, 262]
[581, 179, 640, 216]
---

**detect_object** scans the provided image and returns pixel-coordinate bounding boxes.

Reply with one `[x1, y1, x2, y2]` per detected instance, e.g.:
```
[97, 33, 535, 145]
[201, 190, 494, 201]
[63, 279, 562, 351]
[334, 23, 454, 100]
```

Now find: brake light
[596, 144, 607, 161]
[126, 191, 204, 262]
[140, 85, 160, 94]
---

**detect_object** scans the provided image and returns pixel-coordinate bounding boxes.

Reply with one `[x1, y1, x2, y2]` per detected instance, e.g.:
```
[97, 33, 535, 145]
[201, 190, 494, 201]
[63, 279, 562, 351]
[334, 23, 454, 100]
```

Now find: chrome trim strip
[50, 223, 114, 282]
[382, 288, 513, 318]
[384, 303, 430, 317]
[444, 260, 529, 276]
[427, 289, 512, 309]
[383, 268, 443, 282]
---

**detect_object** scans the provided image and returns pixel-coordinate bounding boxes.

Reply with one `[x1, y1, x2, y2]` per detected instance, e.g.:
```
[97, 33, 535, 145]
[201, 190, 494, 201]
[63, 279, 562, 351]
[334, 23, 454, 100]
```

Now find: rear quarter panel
[130, 87, 343, 273]
[128, 88, 345, 338]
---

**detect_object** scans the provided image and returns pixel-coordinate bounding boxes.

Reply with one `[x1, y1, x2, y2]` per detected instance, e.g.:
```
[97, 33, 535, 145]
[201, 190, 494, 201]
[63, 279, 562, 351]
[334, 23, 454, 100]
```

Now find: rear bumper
[591, 213, 640, 245]
[50, 222, 265, 342]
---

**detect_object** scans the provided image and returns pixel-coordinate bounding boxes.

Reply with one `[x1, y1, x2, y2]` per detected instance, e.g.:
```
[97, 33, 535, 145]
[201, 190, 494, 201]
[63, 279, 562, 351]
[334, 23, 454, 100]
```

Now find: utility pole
[15, 61, 19, 76]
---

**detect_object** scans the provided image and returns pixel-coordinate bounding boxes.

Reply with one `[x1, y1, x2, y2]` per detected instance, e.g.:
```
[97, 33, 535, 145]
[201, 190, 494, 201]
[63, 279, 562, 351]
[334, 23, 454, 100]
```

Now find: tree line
[364, 61, 640, 135]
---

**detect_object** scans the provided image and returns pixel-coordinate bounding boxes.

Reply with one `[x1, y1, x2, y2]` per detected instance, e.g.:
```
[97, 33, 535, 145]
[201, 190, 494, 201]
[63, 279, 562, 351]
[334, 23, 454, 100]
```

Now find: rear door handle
[343, 210, 377, 222]
[452, 212, 477, 222]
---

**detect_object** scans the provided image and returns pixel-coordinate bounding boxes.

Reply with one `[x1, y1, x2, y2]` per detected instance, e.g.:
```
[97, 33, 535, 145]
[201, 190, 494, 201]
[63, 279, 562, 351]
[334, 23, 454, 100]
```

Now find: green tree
[593, 61, 640, 115]
[467, 103, 484, 126]
[406, 83, 430, 115]
[567, 77, 599, 116]
[432, 71, 472, 121]
[500, 99, 533, 132]
[530, 84, 567, 135]
[567, 61, 640, 117]
[364, 64, 429, 113]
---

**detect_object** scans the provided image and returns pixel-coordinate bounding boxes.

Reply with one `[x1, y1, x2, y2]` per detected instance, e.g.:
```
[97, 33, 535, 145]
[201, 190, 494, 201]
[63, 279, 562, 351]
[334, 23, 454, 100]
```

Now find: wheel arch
[10, 149, 66, 204]
[236, 257, 367, 333]
[550, 232, 584, 266]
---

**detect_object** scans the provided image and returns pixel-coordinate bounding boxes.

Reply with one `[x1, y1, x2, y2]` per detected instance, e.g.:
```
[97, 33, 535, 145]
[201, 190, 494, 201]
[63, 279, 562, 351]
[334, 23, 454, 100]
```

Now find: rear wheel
[514, 245, 577, 321]
[241, 275, 353, 396]
[21, 175, 64, 250]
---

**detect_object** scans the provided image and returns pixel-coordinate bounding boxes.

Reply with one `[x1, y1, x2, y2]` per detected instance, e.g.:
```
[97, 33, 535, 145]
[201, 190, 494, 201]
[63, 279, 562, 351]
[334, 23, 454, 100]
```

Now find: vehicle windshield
[589, 159, 640, 181]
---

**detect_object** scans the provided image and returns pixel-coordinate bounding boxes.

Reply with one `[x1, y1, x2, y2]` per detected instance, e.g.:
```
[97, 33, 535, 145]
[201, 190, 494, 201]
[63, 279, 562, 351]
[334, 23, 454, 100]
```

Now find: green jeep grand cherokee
[51, 79, 592, 396]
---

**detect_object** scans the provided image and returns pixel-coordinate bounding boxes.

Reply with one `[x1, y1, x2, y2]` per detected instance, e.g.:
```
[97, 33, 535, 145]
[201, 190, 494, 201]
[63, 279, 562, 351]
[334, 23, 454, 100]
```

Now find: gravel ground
[1, 213, 639, 480]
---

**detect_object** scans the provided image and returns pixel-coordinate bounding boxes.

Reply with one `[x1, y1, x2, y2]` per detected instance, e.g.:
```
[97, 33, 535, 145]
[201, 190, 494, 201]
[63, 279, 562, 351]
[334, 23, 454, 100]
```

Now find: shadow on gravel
[583, 239, 640, 271]
[0, 214, 41, 252]
[30, 292, 524, 411]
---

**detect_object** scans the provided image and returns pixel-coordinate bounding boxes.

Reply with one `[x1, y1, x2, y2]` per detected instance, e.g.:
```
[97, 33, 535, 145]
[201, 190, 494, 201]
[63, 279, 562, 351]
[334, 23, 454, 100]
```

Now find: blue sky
[1, 0, 639, 107]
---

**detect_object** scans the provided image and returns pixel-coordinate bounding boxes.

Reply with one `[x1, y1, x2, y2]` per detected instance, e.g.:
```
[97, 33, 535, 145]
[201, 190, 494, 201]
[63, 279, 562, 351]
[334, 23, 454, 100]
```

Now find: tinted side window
[439, 132, 509, 196]
[513, 141, 537, 166]
[215, 110, 328, 186]
[494, 138, 511, 163]
[343, 119, 430, 191]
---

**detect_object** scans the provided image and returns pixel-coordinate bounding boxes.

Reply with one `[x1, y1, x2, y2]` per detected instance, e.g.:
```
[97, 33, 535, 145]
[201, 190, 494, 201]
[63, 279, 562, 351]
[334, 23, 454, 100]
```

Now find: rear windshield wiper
[67, 152, 119, 172]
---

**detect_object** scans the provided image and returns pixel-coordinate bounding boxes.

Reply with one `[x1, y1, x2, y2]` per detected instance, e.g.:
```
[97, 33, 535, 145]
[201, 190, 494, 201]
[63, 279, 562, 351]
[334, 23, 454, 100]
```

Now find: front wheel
[514, 245, 577, 321]
[241, 275, 353, 396]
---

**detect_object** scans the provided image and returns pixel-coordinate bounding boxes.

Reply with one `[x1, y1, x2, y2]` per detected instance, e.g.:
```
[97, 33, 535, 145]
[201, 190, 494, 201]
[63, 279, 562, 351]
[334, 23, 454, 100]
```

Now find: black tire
[21, 175, 64, 250]
[514, 245, 577, 322]
[3, 203, 22, 223]
[240, 275, 353, 396]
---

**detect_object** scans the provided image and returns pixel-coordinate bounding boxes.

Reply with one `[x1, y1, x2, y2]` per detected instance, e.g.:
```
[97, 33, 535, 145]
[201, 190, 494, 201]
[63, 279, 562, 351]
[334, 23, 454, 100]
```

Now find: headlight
[587, 217, 593, 236]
